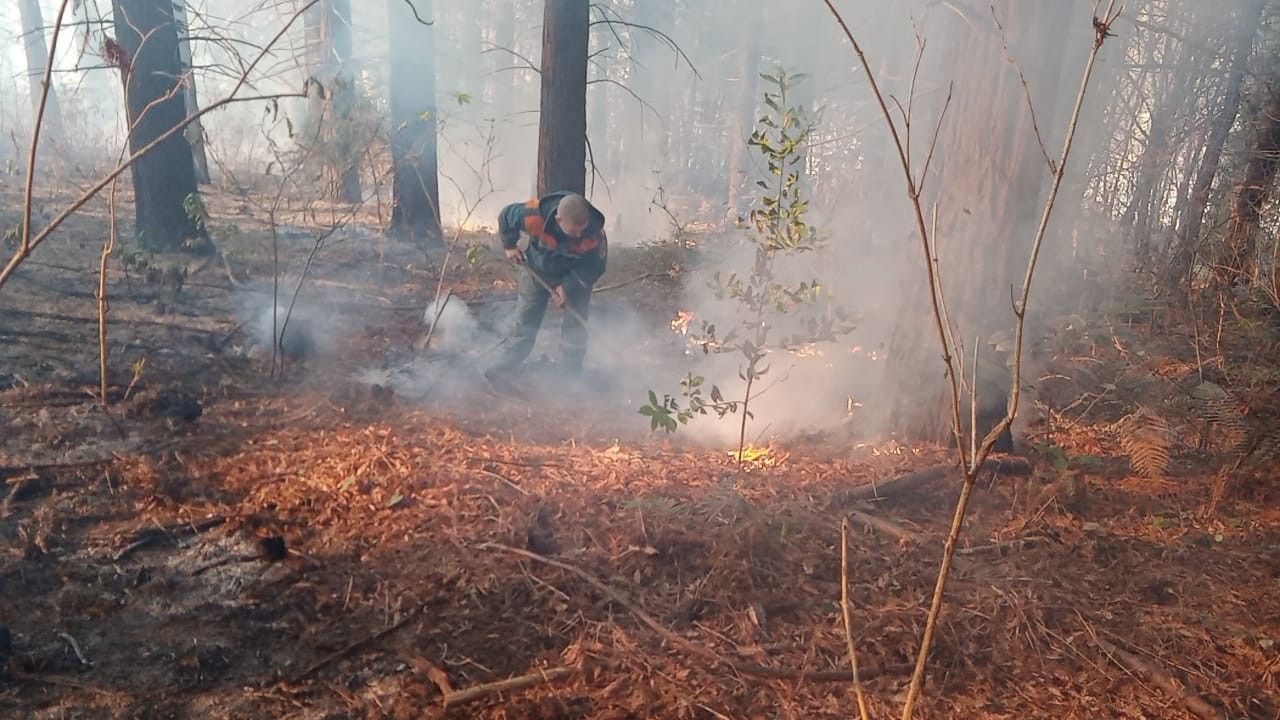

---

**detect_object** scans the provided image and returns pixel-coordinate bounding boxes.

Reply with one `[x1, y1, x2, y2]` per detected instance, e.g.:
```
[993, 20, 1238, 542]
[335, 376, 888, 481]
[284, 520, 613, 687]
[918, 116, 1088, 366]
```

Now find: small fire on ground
[671, 310, 696, 335]
[728, 443, 787, 468]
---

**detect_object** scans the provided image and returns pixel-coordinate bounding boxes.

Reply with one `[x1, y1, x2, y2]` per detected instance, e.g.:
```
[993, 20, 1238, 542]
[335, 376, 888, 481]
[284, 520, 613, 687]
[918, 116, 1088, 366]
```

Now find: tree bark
[388, 0, 442, 245]
[110, 0, 208, 254]
[725, 0, 762, 223]
[328, 0, 361, 203]
[171, 1, 210, 184]
[883, 0, 1075, 442]
[536, 0, 589, 196]
[1220, 70, 1280, 285]
[17, 0, 65, 145]
[305, 0, 361, 203]
[1169, 0, 1268, 291]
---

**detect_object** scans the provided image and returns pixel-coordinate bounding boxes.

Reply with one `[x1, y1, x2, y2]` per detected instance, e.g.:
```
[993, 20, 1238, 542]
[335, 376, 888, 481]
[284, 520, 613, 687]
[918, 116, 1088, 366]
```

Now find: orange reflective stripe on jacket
[520, 198, 601, 253]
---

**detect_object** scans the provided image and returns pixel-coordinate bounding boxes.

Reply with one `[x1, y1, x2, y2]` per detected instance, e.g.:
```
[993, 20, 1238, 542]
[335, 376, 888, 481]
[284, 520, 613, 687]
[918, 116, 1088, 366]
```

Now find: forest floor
[1, 186, 1278, 719]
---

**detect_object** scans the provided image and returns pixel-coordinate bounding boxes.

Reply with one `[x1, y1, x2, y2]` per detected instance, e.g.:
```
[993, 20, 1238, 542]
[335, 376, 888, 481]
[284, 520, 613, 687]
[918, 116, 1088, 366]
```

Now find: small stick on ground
[292, 606, 423, 683]
[485, 543, 907, 683]
[112, 515, 228, 563]
[443, 665, 577, 707]
[955, 535, 1050, 556]
[58, 633, 92, 667]
[848, 507, 917, 544]
[1094, 637, 1226, 720]
[840, 519, 872, 720]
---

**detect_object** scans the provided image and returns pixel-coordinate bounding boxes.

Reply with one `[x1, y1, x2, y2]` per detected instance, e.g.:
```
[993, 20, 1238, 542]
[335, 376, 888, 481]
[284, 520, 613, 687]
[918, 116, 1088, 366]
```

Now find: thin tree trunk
[485, 0, 516, 122]
[172, 1, 210, 184]
[1169, 0, 1268, 291]
[630, 1, 675, 168]
[388, 0, 442, 245]
[328, 0, 361, 203]
[17, 0, 65, 146]
[1220, 70, 1280, 285]
[536, 0, 589, 196]
[110, 0, 208, 254]
[725, 0, 762, 223]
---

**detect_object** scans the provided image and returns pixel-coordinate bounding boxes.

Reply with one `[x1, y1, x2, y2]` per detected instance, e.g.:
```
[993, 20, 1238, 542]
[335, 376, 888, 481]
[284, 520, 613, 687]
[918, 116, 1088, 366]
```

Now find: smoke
[2, 0, 1252, 447]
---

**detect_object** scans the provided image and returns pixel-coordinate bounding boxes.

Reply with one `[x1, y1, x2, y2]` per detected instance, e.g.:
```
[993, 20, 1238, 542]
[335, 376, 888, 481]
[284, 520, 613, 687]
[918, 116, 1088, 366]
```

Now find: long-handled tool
[524, 265, 589, 326]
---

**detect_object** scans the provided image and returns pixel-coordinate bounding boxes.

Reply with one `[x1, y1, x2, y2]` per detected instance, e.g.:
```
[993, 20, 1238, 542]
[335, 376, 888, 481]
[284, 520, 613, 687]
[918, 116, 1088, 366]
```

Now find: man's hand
[505, 247, 526, 264]
[551, 286, 568, 308]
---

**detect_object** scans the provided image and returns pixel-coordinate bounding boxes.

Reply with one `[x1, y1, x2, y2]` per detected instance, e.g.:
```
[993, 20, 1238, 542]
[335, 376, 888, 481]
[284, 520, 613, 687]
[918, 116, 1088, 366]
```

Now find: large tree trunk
[388, 0, 442, 245]
[536, 0, 589, 196]
[111, 0, 208, 254]
[172, 1, 210, 184]
[882, 0, 1077, 442]
[1169, 0, 1268, 290]
[1220, 70, 1280, 285]
[725, 0, 762, 223]
[17, 0, 65, 145]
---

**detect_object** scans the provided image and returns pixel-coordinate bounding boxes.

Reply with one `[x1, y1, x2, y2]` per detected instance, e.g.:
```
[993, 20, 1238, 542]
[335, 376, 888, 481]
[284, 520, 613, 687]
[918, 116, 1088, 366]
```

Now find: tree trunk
[305, 0, 361, 203]
[1220, 70, 1280, 285]
[883, 0, 1075, 442]
[17, 0, 65, 145]
[629, 1, 676, 169]
[111, 0, 208, 254]
[725, 0, 762, 223]
[328, 0, 361, 203]
[388, 0, 442, 245]
[1169, 0, 1268, 291]
[172, 1, 210, 184]
[536, 0, 589, 196]
[485, 0, 516, 121]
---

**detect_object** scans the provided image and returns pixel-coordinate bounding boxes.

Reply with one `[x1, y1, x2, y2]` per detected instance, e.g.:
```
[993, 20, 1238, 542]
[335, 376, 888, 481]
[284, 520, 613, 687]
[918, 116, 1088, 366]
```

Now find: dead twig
[848, 508, 917, 544]
[1093, 636, 1226, 720]
[292, 605, 423, 683]
[955, 534, 1051, 556]
[593, 271, 670, 293]
[840, 519, 872, 720]
[442, 665, 577, 707]
[474, 468, 533, 496]
[485, 543, 908, 683]
[112, 515, 227, 563]
[832, 458, 1030, 505]
[57, 633, 91, 667]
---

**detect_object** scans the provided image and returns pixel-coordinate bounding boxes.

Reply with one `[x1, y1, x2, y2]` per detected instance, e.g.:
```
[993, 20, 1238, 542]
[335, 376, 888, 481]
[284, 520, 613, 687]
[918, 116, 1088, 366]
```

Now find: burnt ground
[1, 189, 1279, 719]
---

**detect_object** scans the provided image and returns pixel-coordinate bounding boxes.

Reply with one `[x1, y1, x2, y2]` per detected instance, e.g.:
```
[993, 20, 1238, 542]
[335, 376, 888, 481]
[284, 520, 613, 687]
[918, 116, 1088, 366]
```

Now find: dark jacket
[497, 191, 608, 287]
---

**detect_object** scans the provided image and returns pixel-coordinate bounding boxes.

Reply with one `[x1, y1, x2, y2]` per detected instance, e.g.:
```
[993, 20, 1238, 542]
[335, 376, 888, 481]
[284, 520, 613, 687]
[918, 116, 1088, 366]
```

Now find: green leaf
[387, 491, 405, 508]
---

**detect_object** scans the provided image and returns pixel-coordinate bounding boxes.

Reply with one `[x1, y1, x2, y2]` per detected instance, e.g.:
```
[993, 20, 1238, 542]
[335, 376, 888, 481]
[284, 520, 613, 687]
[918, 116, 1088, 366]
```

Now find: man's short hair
[556, 193, 590, 226]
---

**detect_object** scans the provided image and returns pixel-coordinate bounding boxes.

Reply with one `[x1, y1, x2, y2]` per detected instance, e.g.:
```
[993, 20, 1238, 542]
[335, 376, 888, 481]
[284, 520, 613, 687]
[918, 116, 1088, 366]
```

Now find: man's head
[555, 193, 591, 239]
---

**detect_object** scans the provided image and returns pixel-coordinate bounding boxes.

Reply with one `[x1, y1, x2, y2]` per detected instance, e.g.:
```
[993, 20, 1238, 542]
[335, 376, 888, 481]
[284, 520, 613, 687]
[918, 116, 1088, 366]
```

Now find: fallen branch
[292, 605, 423, 683]
[112, 515, 227, 563]
[1094, 637, 1226, 720]
[485, 543, 908, 683]
[443, 665, 577, 707]
[833, 457, 1031, 505]
[955, 534, 1051, 556]
[848, 508, 917, 544]
[593, 271, 671, 293]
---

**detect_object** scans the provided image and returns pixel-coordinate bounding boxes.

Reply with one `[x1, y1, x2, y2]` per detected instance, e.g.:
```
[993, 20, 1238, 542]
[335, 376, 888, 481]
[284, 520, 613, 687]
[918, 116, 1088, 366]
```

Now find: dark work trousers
[491, 267, 593, 372]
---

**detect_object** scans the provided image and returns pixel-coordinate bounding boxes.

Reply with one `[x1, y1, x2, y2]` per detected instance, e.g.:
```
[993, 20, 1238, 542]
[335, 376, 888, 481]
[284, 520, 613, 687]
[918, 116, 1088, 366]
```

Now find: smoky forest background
[0, 0, 1278, 718]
